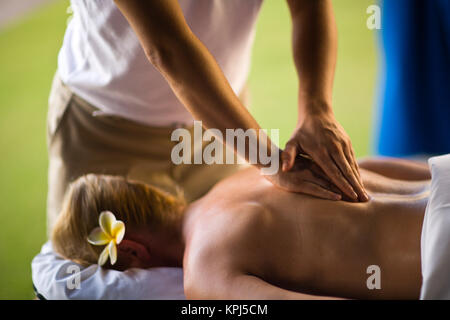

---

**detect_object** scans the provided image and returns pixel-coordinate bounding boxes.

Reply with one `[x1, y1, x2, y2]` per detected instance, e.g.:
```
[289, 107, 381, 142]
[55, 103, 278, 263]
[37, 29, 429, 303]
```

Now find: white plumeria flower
[87, 211, 125, 266]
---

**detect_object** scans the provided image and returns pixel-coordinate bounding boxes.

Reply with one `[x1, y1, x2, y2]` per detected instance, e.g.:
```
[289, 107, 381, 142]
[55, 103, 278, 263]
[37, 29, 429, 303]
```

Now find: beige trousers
[46, 74, 245, 234]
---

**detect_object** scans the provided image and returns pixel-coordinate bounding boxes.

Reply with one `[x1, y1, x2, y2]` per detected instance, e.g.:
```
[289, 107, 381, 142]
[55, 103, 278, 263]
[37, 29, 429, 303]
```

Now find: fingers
[344, 146, 369, 201]
[313, 151, 358, 201]
[309, 174, 343, 197]
[331, 147, 368, 202]
[298, 181, 342, 201]
[346, 145, 361, 181]
[281, 142, 298, 172]
[267, 164, 342, 200]
[308, 166, 342, 195]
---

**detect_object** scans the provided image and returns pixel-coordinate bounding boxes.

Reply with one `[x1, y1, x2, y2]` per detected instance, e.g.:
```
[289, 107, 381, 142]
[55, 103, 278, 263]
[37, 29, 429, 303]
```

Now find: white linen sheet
[421, 154, 450, 299]
[32, 242, 185, 300]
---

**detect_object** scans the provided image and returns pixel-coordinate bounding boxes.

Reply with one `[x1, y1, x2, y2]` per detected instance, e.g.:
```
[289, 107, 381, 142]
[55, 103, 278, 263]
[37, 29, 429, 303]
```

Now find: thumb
[281, 142, 298, 172]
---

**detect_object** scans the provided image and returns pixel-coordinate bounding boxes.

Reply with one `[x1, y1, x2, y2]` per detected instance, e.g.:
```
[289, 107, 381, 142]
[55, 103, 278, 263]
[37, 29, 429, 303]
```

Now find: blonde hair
[51, 174, 185, 266]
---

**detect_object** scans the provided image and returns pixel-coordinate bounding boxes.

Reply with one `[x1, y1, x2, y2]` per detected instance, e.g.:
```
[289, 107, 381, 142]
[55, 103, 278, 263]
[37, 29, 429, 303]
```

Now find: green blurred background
[0, 0, 377, 299]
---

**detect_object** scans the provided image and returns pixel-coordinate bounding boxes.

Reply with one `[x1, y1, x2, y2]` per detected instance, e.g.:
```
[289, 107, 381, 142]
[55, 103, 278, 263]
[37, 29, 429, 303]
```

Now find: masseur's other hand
[281, 112, 369, 202]
[265, 155, 342, 201]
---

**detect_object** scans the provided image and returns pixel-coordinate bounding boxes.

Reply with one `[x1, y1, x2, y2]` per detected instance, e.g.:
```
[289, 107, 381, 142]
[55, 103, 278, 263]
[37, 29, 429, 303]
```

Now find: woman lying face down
[52, 157, 430, 299]
[51, 174, 186, 271]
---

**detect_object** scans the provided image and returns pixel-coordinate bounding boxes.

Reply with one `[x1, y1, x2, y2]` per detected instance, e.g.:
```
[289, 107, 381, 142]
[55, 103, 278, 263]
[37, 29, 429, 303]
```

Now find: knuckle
[305, 171, 315, 180]
[333, 167, 344, 178]
[280, 151, 290, 161]
[336, 137, 345, 145]
[330, 171, 341, 181]
[343, 165, 353, 175]
[331, 152, 341, 160]
[330, 143, 341, 154]
[345, 140, 352, 149]
[331, 151, 344, 161]
[285, 140, 296, 148]
[319, 147, 329, 156]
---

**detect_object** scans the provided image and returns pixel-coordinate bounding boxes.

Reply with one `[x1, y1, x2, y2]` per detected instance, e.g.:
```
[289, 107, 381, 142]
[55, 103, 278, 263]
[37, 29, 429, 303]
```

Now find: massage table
[32, 154, 450, 299]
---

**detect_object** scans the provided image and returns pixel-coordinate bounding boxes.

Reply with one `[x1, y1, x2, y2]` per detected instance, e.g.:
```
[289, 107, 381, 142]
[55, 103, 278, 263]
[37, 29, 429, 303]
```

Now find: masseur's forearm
[114, 0, 276, 167]
[152, 35, 263, 140]
[282, 0, 369, 201]
[288, 0, 337, 117]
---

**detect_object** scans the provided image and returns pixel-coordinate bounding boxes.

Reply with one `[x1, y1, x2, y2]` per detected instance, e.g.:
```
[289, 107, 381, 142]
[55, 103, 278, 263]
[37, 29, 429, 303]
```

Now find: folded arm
[185, 272, 338, 300]
[358, 157, 431, 181]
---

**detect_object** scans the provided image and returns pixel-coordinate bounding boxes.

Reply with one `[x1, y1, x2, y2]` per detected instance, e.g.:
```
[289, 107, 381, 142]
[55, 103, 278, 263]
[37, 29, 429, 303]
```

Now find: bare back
[183, 167, 429, 299]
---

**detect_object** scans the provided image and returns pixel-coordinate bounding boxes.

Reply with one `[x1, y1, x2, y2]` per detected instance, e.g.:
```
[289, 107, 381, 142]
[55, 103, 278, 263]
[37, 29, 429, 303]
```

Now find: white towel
[32, 242, 185, 300]
[420, 154, 450, 299]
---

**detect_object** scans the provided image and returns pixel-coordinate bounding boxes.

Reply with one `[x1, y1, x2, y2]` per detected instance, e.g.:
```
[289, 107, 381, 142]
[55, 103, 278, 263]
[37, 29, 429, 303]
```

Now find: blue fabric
[375, 0, 450, 157]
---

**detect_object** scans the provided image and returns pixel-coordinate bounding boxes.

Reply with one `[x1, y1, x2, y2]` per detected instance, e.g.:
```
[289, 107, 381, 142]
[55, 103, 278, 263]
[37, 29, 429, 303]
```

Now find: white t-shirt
[58, 0, 263, 127]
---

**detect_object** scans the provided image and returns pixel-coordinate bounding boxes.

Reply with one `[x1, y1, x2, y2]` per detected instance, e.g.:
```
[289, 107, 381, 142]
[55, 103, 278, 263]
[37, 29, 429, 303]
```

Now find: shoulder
[190, 201, 271, 254]
[183, 202, 271, 297]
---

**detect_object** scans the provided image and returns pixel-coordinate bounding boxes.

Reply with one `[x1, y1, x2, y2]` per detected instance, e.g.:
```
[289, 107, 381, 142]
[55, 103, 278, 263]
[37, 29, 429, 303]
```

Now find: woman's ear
[116, 239, 151, 269]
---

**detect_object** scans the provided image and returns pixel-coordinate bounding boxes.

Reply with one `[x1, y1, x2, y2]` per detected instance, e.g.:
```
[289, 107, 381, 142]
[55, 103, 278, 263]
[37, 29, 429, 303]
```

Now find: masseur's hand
[281, 111, 369, 202]
[265, 154, 342, 200]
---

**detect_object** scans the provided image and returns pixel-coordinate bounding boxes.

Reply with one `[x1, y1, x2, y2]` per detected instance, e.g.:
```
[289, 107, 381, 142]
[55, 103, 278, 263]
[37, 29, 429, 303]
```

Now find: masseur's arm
[282, 0, 369, 202]
[113, 0, 340, 200]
